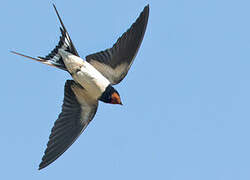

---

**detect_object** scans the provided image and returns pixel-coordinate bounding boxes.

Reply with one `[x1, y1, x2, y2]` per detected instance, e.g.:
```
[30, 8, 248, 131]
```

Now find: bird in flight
[11, 4, 149, 170]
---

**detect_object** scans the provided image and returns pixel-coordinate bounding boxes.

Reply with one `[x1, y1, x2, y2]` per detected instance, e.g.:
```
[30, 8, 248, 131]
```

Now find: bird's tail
[11, 4, 79, 71]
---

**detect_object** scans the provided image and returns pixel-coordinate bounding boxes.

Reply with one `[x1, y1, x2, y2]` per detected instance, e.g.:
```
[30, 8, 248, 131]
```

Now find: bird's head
[99, 85, 123, 105]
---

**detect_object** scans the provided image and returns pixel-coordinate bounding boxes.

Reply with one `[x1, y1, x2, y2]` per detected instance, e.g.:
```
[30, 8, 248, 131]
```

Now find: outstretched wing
[86, 5, 149, 84]
[39, 80, 98, 170]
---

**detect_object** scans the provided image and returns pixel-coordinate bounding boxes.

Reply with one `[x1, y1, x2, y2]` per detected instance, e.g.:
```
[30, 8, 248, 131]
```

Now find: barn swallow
[11, 4, 149, 170]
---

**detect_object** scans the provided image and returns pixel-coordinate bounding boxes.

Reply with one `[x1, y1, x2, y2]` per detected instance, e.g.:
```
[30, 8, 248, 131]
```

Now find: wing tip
[38, 161, 49, 170]
[38, 161, 46, 170]
[142, 4, 150, 21]
[39, 153, 57, 170]
[143, 4, 149, 14]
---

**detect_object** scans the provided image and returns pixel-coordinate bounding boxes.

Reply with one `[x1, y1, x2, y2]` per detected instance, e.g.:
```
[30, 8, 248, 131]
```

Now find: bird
[11, 4, 149, 170]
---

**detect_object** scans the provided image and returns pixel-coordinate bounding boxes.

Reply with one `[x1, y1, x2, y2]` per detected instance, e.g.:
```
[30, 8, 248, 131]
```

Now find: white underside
[59, 49, 110, 99]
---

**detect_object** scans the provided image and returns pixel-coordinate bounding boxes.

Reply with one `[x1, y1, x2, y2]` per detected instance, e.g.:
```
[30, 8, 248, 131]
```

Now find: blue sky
[2, 0, 250, 179]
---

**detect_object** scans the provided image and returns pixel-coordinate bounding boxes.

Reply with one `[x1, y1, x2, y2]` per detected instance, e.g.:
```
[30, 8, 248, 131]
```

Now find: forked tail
[11, 4, 79, 71]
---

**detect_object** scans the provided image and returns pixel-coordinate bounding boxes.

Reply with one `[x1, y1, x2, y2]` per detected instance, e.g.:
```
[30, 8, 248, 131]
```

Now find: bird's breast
[73, 62, 110, 99]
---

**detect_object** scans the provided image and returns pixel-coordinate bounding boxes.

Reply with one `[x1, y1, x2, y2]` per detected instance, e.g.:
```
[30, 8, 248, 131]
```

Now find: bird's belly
[72, 61, 110, 99]
[58, 50, 110, 99]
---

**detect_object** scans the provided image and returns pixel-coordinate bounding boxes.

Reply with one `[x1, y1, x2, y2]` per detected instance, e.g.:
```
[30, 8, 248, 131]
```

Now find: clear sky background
[1, 0, 250, 179]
